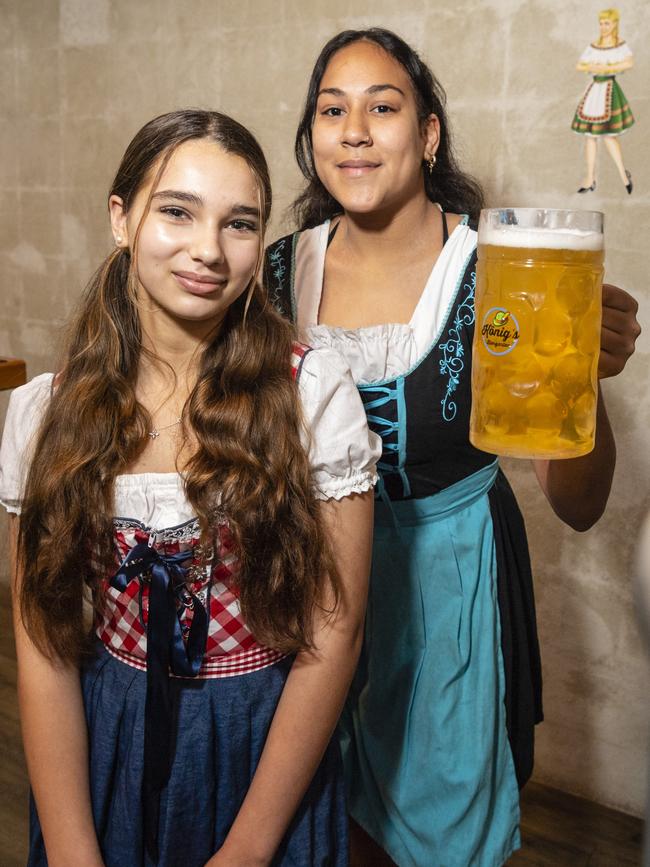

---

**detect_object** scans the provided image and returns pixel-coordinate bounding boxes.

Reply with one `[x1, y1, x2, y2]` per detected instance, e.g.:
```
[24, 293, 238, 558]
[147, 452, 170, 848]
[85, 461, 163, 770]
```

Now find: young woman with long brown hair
[0, 109, 380, 866]
[265, 28, 641, 866]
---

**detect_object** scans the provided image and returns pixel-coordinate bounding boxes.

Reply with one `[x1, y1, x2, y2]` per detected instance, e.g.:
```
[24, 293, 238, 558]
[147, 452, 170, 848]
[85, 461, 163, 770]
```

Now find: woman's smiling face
[110, 138, 262, 332]
[311, 40, 439, 218]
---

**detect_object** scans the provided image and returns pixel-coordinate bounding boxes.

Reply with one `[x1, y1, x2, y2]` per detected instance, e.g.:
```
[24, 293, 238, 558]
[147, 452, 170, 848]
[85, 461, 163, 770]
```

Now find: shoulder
[297, 345, 369, 440]
[297, 344, 355, 393]
[450, 218, 478, 270]
[446, 221, 478, 313]
[5, 373, 55, 425]
[612, 40, 633, 59]
[296, 346, 380, 501]
[0, 373, 55, 513]
[580, 43, 600, 60]
[586, 41, 631, 58]
[3, 372, 55, 448]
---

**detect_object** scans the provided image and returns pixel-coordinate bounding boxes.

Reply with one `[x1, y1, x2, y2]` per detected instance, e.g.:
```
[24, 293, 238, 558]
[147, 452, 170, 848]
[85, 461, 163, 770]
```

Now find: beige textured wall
[2, 0, 649, 816]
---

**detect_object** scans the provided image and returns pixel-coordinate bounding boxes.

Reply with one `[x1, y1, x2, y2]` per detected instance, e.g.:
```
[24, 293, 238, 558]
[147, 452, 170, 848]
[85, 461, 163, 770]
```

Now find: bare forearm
[213, 491, 374, 866]
[10, 518, 103, 867]
[533, 386, 615, 531]
[218, 626, 363, 864]
[18, 669, 103, 867]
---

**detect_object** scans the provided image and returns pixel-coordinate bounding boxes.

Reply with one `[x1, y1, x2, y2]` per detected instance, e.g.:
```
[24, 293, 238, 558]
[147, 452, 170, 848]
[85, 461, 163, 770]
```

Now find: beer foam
[480, 225, 603, 251]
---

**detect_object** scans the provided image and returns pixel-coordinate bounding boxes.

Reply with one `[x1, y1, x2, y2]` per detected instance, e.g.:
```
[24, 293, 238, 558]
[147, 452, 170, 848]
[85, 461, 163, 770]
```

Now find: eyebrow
[151, 190, 260, 218]
[229, 204, 261, 218]
[317, 83, 406, 98]
[152, 190, 203, 207]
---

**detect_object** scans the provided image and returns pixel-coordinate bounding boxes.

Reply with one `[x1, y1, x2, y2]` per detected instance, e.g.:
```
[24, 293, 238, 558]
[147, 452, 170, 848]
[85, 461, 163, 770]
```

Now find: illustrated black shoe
[577, 181, 596, 193]
[625, 170, 633, 195]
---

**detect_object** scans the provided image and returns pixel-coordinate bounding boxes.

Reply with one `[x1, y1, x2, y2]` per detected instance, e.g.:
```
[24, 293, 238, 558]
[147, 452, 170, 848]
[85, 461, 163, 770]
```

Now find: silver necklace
[148, 417, 182, 440]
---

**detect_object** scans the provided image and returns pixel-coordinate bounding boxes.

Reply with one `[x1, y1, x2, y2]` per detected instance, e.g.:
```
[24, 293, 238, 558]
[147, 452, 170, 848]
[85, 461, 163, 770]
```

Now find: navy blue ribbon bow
[110, 541, 209, 863]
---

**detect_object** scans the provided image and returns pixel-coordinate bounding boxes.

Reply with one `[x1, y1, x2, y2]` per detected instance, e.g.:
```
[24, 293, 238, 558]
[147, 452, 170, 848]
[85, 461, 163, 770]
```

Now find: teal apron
[340, 461, 521, 867]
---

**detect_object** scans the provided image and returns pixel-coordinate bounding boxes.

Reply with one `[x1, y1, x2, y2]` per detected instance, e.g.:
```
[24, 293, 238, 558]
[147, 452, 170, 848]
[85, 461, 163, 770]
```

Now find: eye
[229, 219, 258, 233]
[160, 206, 189, 220]
[321, 106, 344, 117]
[371, 104, 395, 114]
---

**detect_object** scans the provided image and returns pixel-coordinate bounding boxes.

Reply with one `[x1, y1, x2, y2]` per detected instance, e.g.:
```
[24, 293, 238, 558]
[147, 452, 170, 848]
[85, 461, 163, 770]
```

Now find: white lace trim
[313, 469, 378, 501]
[0, 496, 20, 515]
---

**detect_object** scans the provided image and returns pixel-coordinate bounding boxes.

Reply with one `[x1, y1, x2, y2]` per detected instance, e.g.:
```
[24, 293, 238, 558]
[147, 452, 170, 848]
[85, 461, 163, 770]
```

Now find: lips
[173, 271, 226, 295]
[337, 160, 381, 177]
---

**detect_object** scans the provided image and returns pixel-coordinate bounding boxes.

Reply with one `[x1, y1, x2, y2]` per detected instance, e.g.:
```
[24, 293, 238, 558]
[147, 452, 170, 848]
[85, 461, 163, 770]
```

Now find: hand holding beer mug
[470, 208, 604, 459]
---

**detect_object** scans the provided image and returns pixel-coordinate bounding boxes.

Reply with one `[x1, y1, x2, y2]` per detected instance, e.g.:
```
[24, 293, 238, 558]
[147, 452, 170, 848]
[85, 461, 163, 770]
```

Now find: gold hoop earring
[426, 154, 437, 175]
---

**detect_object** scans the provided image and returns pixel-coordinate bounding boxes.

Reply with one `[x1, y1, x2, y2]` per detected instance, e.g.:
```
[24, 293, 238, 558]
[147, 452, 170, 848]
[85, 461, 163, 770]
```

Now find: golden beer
[470, 209, 604, 459]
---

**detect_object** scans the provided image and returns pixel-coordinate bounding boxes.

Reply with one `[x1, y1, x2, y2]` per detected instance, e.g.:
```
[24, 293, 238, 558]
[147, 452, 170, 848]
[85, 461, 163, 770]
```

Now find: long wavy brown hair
[19, 110, 339, 664]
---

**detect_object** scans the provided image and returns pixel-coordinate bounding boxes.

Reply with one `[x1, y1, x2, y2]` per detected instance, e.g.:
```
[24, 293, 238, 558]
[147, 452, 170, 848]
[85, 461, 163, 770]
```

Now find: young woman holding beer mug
[265, 27, 641, 867]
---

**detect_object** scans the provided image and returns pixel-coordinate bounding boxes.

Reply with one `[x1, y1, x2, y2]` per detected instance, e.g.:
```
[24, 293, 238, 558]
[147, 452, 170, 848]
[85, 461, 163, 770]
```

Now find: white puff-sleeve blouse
[578, 41, 633, 69]
[0, 348, 380, 528]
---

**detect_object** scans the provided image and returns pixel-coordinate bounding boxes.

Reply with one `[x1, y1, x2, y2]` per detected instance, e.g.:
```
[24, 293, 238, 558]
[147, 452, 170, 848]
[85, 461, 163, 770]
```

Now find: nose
[341, 105, 372, 148]
[189, 224, 225, 267]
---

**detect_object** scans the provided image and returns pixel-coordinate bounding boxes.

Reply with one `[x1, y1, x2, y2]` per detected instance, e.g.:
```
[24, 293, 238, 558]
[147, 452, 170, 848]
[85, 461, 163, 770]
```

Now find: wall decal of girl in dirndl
[572, 8, 634, 194]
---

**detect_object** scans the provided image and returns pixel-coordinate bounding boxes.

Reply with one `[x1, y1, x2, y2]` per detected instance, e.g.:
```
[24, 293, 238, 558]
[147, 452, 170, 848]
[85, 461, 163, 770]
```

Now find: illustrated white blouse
[0, 346, 381, 527]
[578, 41, 633, 71]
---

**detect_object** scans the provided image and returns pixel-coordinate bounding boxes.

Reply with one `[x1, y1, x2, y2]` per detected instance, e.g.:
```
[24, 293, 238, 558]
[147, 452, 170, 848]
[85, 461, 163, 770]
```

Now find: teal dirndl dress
[265, 215, 543, 867]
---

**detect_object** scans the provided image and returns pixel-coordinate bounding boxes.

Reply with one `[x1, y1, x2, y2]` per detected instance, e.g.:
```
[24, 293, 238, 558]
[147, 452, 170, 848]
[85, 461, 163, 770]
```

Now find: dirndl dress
[571, 41, 635, 136]
[265, 217, 544, 867]
[0, 346, 381, 867]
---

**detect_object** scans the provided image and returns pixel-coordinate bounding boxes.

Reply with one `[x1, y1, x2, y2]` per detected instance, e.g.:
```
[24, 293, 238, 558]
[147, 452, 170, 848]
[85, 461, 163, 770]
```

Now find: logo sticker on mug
[481, 307, 520, 356]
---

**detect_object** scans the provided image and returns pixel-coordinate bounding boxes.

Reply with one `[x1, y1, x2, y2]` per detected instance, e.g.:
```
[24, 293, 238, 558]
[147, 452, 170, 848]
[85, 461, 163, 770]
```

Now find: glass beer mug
[469, 208, 604, 459]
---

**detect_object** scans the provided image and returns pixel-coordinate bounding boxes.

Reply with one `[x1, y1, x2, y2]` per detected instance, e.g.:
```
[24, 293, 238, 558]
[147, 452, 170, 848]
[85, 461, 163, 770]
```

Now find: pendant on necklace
[147, 417, 182, 440]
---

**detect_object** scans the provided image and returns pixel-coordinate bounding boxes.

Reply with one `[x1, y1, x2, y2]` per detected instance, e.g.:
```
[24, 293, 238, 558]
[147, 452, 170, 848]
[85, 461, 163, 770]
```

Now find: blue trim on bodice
[438, 265, 476, 422]
[358, 377, 411, 499]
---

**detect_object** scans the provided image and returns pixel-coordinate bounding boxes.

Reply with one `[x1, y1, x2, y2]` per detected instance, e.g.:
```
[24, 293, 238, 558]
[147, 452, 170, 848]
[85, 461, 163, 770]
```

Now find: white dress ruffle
[291, 218, 478, 385]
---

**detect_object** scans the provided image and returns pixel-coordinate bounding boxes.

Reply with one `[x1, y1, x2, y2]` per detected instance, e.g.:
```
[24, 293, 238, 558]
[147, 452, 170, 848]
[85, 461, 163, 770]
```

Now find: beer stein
[469, 208, 604, 459]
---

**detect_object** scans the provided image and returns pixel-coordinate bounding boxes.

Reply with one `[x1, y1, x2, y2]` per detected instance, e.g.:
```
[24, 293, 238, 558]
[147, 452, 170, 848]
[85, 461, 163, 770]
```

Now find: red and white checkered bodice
[96, 515, 286, 677]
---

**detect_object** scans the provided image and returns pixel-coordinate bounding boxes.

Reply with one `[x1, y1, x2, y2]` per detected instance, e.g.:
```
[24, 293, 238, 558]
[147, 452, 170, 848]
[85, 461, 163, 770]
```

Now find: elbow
[548, 478, 613, 532]
[555, 500, 607, 533]
[546, 444, 616, 533]
[565, 513, 601, 533]
[342, 613, 366, 659]
[340, 627, 365, 683]
[311, 604, 366, 663]
[338, 612, 367, 666]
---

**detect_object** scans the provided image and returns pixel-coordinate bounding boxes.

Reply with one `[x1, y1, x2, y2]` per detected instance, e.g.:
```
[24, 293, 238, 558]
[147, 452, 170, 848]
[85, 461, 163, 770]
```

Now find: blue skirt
[339, 462, 521, 867]
[28, 647, 348, 867]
